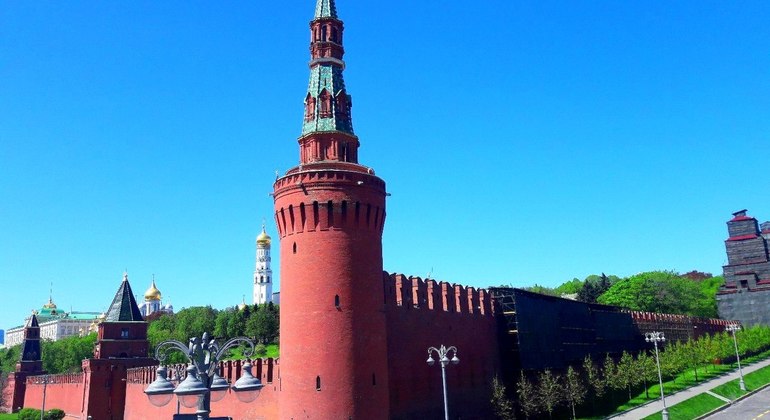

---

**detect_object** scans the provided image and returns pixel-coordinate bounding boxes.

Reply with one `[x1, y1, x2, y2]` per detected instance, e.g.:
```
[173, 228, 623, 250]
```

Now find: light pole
[726, 323, 746, 391]
[35, 375, 50, 420]
[645, 331, 669, 420]
[426, 345, 459, 420]
[144, 332, 264, 420]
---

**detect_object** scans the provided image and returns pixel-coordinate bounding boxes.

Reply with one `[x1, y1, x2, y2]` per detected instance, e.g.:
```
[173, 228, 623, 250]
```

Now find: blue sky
[1, 1, 769, 330]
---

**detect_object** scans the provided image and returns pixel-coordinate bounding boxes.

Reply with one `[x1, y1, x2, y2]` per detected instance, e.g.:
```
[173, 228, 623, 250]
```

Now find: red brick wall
[23, 373, 86, 416]
[383, 273, 500, 419]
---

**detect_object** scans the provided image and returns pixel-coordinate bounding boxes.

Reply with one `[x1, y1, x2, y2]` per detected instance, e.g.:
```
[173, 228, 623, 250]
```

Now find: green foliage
[0, 346, 20, 375]
[582, 356, 605, 398]
[148, 304, 280, 361]
[516, 372, 540, 419]
[44, 409, 65, 420]
[577, 273, 617, 303]
[490, 376, 515, 420]
[17, 409, 40, 420]
[564, 366, 585, 420]
[598, 271, 717, 317]
[554, 278, 583, 296]
[41, 333, 97, 374]
[523, 284, 558, 296]
[245, 303, 280, 344]
[537, 369, 563, 418]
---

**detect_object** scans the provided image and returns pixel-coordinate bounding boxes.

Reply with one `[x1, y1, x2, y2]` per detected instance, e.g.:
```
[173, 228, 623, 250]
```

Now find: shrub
[46, 408, 66, 420]
[18, 408, 41, 420]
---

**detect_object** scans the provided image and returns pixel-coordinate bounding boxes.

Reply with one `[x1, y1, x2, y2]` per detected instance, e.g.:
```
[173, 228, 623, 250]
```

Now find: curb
[695, 381, 770, 419]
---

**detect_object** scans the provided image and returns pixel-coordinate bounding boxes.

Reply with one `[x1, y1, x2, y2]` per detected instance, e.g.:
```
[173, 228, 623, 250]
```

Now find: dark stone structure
[2, 314, 45, 413]
[717, 210, 770, 326]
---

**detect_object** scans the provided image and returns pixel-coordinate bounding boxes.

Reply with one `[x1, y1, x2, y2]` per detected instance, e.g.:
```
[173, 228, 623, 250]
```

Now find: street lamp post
[726, 323, 746, 391]
[144, 332, 264, 420]
[36, 375, 50, 420]
[426, 345, 459, 420]
[645, 332, 669, 420]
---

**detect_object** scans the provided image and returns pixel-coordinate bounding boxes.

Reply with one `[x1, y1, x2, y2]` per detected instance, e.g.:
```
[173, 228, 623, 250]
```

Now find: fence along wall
[124, 359, 280, 420]
[383, 273, 499, 420]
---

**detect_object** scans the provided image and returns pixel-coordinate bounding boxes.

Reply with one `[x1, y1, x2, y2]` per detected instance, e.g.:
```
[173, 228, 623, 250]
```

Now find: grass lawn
[712, 363, 770, 400]
[0, 414, 18, 420]
[640, 393, 725, 420]
[611, 363, 732, 412]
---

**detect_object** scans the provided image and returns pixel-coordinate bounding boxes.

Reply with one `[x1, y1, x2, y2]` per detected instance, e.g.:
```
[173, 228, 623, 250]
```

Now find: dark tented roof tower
[105, 272, 144, 322]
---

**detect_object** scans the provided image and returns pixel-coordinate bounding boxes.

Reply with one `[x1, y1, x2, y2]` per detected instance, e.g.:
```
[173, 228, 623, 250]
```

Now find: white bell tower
[253, 223, 273, 305]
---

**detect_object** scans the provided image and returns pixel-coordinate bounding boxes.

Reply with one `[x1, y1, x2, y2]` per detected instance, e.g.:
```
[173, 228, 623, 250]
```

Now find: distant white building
[253, 224, 275, 305]
[5, 296, 101, 347]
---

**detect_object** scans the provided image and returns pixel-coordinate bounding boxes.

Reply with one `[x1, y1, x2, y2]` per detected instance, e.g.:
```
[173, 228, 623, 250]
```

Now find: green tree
[537, 369, 563, 419]
[582, 356, 606, 399]
[245, 304, 280, 344]
[577, 273, 618, 303]
[174, 306, 217, 342]
[636, 352, 657, 399]
[516, 372, 540, 419]
[41, 333, 97, 374]
[564, 366, 586, 420]
[490, 375, 516, 420]
[615, 351, 640, 400]
[598, 271, 716, 317]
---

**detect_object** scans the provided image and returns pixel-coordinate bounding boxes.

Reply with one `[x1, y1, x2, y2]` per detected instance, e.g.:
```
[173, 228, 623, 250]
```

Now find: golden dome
[257, 225, 272, 247]
[144, 279, 162, 301]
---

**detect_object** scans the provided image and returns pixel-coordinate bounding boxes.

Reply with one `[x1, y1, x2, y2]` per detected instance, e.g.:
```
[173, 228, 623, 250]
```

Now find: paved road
[706, 386, 770, 420]
[612, 357, 770, 419]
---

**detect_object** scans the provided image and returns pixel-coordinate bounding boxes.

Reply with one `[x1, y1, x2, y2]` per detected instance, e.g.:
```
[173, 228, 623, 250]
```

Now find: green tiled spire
[314, 0, 338, 19]
[302, 66, 353, 136]
[303, 0, 353, 137]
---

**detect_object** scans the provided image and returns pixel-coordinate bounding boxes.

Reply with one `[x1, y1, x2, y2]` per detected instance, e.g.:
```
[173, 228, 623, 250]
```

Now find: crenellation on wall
[383, 273, 496, 318]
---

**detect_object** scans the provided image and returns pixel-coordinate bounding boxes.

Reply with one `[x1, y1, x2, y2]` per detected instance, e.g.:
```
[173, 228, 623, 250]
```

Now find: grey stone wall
[717, 290, 770, 326]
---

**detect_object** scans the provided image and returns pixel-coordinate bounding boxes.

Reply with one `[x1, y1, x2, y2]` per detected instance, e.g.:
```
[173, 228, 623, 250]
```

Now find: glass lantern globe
[174, 366, 208, 409]
[232, 362, 264, 403]
[144, 366, 176, 407]
[209, 373, 230, 403]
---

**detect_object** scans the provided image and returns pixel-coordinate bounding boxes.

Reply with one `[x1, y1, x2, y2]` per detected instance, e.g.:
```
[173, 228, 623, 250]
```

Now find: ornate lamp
[231, 362, 264, 403]
[144, 366, 175, 407]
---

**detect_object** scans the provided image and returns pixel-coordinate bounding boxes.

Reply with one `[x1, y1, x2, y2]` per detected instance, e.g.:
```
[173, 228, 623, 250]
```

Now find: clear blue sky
[1, 1, 769, 330]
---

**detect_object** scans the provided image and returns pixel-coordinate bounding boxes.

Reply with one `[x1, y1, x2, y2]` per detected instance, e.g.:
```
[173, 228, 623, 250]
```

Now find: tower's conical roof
[26, 313, 39, 328]
[314, 0, 338, 19]
[105, 272, 145, 322]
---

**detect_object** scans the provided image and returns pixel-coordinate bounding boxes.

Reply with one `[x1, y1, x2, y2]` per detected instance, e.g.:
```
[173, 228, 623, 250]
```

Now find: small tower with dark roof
[93, 272, 148, 359]
[17, 314, 43, 373]
[78, 272, 155, 420]
[1, 313, 47, 413]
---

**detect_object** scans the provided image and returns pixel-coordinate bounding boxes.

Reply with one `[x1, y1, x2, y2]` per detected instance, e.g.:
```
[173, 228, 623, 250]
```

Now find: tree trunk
[572, 402, 576, 420]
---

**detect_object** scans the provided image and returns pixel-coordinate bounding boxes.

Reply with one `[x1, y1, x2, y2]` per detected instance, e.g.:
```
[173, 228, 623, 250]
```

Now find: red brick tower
[273, 0, 390, 418]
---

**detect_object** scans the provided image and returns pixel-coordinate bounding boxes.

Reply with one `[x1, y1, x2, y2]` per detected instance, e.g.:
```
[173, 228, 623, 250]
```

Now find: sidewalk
[610, 357, 770, 419]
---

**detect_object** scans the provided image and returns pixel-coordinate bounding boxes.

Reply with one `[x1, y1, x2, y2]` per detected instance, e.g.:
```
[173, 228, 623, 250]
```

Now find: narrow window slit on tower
[372, 373, 376, 386]
[334, 295, 340, 309]
[293, 242, 297, 254]
[341, 201, 348, 225]
[316, 376, 321, 391]
[327, 200, 334, 227]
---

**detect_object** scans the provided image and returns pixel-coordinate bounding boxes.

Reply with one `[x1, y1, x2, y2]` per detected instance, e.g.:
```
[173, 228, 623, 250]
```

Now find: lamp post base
[662, 408, 669, 420]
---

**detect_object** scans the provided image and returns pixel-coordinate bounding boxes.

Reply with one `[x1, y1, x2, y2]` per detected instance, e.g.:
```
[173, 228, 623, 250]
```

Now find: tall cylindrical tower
[274, 0, 390, 418]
